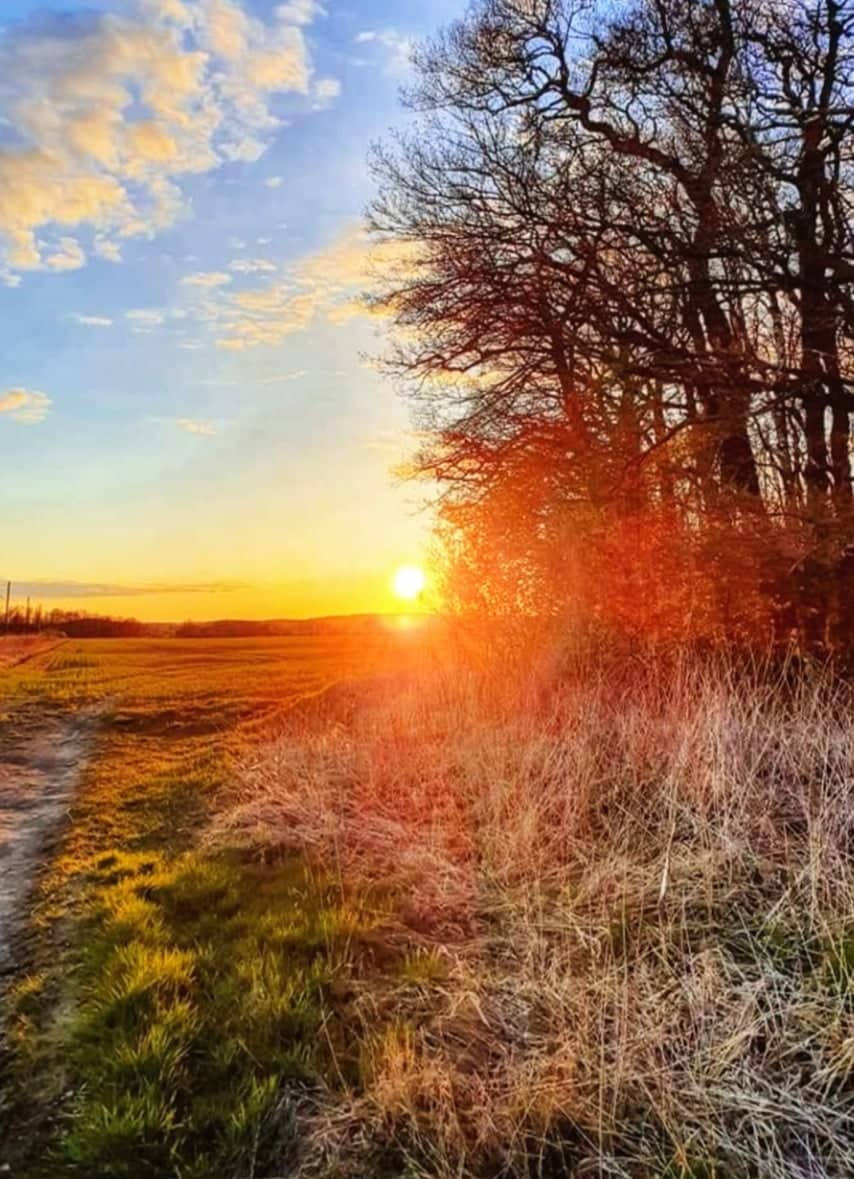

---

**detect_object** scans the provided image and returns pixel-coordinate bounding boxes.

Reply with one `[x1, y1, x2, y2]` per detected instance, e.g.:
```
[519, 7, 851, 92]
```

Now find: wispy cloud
[0, 387, 51, 424]
[0, 0, 334, 279]
[211, 225, 417, 350]
[258, 368, 310, 383]
[45, 238, 86, 272]
[94, 236, 122, 263]
[71, 314, 113, 327]
[228, 258, 276, 274]
[264, 176, 284, 189]
[181, 271, 232, 288]
[312, 77, 341, 108]
[176, 417, 216, 436]
[276, 0, 325, 24]
[10, 579, 248, 599]
[126, 308, 166, 331]
[354, 28, 413, 75]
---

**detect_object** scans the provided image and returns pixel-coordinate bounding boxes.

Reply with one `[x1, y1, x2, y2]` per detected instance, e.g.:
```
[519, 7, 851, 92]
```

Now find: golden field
[2, 635, 853, 1179]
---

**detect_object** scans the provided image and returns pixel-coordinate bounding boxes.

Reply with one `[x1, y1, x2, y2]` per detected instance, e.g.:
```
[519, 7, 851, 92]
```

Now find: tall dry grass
[215, 652, 854, 1178]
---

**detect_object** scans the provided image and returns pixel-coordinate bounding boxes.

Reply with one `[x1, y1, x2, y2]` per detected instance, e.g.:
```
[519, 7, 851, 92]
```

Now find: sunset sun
[392, 564, 426, 602]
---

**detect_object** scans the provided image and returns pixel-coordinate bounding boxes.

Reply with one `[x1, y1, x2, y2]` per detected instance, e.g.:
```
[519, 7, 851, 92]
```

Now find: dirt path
[0, 705, 101, 980]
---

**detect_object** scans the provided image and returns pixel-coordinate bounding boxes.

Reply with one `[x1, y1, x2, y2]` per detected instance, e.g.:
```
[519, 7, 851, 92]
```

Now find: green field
[0, 634, 427, 1178]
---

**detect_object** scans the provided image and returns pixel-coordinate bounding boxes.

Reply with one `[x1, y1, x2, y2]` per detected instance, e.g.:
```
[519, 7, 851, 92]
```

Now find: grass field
[3, 636, 854, 1179]
[0, 632, 431, 1178]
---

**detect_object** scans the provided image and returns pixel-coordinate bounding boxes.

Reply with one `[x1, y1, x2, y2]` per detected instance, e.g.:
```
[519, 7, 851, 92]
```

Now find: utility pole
[4, 581, 10, 635]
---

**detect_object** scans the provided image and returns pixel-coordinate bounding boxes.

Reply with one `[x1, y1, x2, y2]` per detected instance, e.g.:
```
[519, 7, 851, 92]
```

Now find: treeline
[4, 607, 146, 638]
[372, 0, 854, 649]
[3, 612, 426, 641]
[173, 615, 418, 638]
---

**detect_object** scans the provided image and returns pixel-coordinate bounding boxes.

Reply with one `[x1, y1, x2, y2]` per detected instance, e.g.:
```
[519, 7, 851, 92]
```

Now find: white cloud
[228, 257, 276, 273]
[45, 238, 86, 271]
[354, 28, 413, 75]
[181, 271, 232, 287]
[265, 175, 284, 188]
[0, 387, 51, 424]
[94, 236, 123, 263]
[211, 224, 418, 349]
[72, 314, 113, 327]
[126, 308, 166, 330]
[0, 0, 323, 278]
[176, 417, 216, 435]
[259, 368, 309, 383]
[312, 76, 341, 108]
[275, 1, 324, 25]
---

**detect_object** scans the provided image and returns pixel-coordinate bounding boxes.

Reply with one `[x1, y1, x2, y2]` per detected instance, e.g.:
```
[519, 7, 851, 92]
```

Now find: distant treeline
[3, 609, 422, 640]
[173, 615, 419, 638]
[4, 607, 146, 638]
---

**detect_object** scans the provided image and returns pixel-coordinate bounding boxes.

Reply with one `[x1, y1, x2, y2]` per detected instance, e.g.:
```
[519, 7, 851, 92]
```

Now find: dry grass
[0, 635, 62, 671]
[216, 653, 854, 1178]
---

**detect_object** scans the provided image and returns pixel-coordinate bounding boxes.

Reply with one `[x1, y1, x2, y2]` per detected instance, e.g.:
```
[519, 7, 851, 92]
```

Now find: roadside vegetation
[216, 644, 854, 1178]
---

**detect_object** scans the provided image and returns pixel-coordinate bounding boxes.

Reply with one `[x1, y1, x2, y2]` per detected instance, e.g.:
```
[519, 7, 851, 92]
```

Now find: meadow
[2, 634, 854, 1179]
[0, 631, 430, 1177]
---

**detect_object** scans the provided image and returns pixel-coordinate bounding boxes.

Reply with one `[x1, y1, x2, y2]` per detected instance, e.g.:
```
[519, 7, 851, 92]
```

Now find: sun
[392, 564, 426, 602]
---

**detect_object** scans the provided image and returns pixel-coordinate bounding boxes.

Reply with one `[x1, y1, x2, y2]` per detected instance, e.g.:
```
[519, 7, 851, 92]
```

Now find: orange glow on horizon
[10, 566, 433, 624]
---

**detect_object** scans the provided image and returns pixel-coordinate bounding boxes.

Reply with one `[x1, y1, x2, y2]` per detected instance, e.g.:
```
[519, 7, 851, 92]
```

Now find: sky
[0, 0, 460, 621]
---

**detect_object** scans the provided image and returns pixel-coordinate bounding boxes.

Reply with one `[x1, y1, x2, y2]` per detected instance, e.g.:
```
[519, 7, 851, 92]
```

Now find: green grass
[1, 634, 423, 1178]
[48, 852, 384, 1178]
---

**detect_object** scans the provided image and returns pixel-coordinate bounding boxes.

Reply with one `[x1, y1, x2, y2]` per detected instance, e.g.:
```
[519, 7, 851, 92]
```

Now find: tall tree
[371, 0, 854, 641]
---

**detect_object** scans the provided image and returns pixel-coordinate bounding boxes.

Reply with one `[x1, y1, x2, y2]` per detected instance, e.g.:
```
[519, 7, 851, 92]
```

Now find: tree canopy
[371, 0, 854, 647]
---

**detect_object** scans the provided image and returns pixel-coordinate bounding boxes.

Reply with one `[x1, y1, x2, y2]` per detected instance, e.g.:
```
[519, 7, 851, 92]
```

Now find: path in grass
[0, 634, 432, 1177]
[0, 702, 103, 980]
[0, 636, 65, 671]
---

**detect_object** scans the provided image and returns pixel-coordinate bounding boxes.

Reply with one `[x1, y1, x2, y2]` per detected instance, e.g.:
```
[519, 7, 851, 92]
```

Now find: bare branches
[371, 0, 854, 636]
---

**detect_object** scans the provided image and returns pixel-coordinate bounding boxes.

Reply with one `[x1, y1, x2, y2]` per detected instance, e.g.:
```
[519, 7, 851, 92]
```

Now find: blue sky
[0, 0, 460, 619]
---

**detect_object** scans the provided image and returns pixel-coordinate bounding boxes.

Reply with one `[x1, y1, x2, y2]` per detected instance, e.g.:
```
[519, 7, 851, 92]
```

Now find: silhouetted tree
[372, 0, 854, 645]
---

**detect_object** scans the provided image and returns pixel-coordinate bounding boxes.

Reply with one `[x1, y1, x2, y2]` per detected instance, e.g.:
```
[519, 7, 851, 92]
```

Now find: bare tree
[371, 0, 854, 642]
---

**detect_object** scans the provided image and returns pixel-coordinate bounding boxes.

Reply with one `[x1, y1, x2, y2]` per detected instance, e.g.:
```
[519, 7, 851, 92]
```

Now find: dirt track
[0, 637, 65, 671]
[0, 706, 99, 979]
